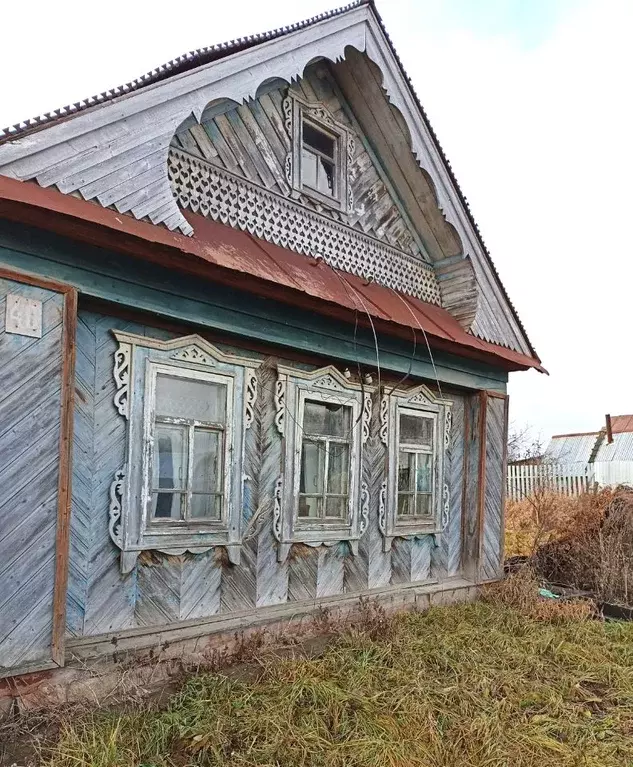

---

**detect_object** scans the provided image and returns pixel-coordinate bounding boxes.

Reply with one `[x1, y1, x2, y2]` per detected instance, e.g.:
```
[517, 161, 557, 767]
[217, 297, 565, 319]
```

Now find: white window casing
[380, 383, 452, 551]
[109, 330, 259, 573]
[284, 91, 355, 215]
[273, 365, 372, 563]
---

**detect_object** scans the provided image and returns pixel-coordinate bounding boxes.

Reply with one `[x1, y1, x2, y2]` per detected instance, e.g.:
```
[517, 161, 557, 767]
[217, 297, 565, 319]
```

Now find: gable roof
[0, 0, 540, 365]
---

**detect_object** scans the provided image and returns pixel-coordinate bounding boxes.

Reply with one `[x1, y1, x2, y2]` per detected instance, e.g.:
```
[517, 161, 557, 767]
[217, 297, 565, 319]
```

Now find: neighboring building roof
[547, 414, 633, 463]
[0, 173, 544, 374]
[0, 1, 540, 365]
[595, 433, 633, 462]
[610, 414, 633, 433]
[546, 434, 597, 464]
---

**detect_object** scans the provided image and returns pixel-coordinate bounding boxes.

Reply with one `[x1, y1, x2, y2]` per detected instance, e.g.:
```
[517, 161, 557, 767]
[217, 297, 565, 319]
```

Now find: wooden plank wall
[480, 394, 508, 581]
[0, 278, 65, 673]
[67, 309, 472, 639]
[172, 64, 423, 260]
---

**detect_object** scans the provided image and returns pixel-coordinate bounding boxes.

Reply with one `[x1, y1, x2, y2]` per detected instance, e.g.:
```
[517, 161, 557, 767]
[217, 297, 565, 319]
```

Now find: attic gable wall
[172, 65, 424, 258]
[0, 4, 537, 360]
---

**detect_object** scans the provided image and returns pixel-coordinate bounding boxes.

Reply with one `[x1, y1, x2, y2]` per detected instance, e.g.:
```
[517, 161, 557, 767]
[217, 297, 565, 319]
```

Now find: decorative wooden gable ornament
[0, 2, 536, 359]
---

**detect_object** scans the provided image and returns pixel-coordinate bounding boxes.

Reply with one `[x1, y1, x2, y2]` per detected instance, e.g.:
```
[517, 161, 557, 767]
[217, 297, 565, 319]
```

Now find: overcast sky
[2, 0, 632, 444]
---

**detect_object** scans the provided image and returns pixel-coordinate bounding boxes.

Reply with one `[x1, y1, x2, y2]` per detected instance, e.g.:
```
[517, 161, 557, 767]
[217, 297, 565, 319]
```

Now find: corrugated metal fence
[507, 461, 633, 501]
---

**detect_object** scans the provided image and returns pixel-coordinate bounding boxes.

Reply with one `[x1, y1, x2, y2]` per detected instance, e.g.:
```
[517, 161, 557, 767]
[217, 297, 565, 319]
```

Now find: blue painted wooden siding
[67, 309, 480, 639]
[0, 278, 64, 674]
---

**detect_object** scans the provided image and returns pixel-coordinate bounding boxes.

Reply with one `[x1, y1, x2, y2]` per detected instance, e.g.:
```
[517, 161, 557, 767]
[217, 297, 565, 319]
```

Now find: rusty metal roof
[0, 173, 544, 373]
[610, 415, 633, 433]
[0, 0, 538, 362]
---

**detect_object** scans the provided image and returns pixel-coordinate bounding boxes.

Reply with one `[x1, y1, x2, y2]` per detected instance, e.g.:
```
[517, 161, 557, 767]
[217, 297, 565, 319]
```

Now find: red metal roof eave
[0, 176, 546, 374]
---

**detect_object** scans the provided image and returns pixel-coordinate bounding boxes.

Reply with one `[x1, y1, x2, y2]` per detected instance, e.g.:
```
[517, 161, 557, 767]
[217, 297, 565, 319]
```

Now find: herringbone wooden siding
[66, 309, 496, 640]
[0, 279, 64, 673]
[481, 396, 506, 581]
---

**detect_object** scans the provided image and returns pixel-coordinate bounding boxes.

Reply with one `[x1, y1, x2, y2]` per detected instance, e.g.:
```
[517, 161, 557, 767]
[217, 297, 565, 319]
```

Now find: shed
[0, 1, 542, 698]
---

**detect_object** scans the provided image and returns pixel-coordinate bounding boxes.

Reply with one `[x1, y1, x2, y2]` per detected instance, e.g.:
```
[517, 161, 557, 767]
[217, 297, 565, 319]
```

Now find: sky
[1, 0, 632, 445]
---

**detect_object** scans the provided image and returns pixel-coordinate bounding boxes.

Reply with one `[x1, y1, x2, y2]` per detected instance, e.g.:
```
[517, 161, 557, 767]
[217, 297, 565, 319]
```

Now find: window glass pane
[327, 443, 349, 494]
[416, 453, 432, 494]
[152, 492, 184, 520]
[153, 424, 186, 490]
[398, 451, 415, 492]
[192, 429, 222, 494]
[399, 413, 433, 446]
[300, 440, 325, 494]
[298, 496, 321, 518]
[303, 122, 335, 158]
[325, 497, 347, 519]
[155, 374, 226, 423]
[301, 149, 318, 190]
[303, 401, 351, 438]
[317, 158, 335, 196]
[190, 494, 222, 520]
[397, 493, 414, 517]
[415, 494, 432, 517]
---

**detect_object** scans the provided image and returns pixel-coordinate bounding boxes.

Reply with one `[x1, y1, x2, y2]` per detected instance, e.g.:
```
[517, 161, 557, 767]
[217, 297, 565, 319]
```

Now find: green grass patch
[28, 600, 633, 766]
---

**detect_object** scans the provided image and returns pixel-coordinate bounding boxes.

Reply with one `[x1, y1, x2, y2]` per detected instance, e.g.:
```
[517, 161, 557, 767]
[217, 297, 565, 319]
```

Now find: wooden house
[0, 1, 543, 696]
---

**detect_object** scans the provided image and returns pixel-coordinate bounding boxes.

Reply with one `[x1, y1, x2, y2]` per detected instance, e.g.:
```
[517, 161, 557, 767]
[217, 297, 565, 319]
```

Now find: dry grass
[11, 582, 633, 767]
[506, 487, 633, 605]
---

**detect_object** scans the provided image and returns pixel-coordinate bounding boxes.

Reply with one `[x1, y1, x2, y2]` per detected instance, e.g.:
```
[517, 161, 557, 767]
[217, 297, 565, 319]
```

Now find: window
[301, 120, 337, 198]
[299, 400, 352, 521]
[381, 385, 452, 550]
[397, 411, 435, 520]
[284, 92, 354, 213]
[148, 369, 230, 526]
[273, 366, 372, 562]
[109, 331, 259, 572]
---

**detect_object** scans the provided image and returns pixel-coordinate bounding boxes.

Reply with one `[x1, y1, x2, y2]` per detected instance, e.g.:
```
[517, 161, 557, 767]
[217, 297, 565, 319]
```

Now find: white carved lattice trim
[168, 149, 441, 306]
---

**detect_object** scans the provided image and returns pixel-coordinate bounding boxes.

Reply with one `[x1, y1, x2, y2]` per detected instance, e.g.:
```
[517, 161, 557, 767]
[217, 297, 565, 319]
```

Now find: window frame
[381, 384, 452, 550]
[274, 365, 372, 562]
[109, 330, 259, 572]
[396, 407, 437, 522]
[143, 363, 234, 533]
[285, 92, 354, 214]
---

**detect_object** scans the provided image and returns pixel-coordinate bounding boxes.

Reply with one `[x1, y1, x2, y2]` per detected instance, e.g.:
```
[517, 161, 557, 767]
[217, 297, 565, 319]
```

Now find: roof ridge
[0, 1, 367, 144]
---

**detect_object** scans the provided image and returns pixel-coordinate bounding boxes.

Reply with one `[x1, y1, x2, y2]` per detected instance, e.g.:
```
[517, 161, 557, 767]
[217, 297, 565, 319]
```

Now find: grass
[12, 578, 633, 767]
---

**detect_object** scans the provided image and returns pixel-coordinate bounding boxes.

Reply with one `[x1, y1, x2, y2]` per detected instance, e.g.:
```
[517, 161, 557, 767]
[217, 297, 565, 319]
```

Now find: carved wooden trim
[273, 475, 283, 543]
[379, 394, 388, 446]
[378, 479, 387, 536]
[113, 341, 131, 419]
[168, 149, 441, 306]
[274, 378, 286, 435]
[244, 369, 258, 430]
[171, 345, 216, 366]
[362, 392, 372, 444]
[445, 408, 452, 449]
[359, 481, 370, 537]
[442, 482, 450, 531]
[108, 467, 126, 549]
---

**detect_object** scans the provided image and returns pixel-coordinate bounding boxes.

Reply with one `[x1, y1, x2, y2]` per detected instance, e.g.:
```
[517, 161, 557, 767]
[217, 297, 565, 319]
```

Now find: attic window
[285, 92, 354, 213]
[301, 120, 337, 198]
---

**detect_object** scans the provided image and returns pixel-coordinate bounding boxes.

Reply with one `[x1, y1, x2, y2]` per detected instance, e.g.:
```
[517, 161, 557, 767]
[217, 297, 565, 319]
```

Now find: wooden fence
[506, 461, 633, 501]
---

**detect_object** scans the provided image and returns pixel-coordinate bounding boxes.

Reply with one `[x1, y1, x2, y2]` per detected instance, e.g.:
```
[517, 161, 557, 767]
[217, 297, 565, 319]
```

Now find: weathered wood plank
[0, 279, 65, 673]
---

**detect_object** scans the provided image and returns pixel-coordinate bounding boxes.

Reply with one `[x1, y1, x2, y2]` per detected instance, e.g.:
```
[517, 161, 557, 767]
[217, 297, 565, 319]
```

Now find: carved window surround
[284, 92, 354, 214]
[273, 365, 372, 562]
[168, 148, 441, 306]
[110, 330, 259, 573]
[379, 383, 452, 551]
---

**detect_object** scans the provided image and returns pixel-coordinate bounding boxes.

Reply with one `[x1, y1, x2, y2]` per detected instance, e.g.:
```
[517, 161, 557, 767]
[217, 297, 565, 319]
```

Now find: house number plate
[5, 294, 43, 338]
